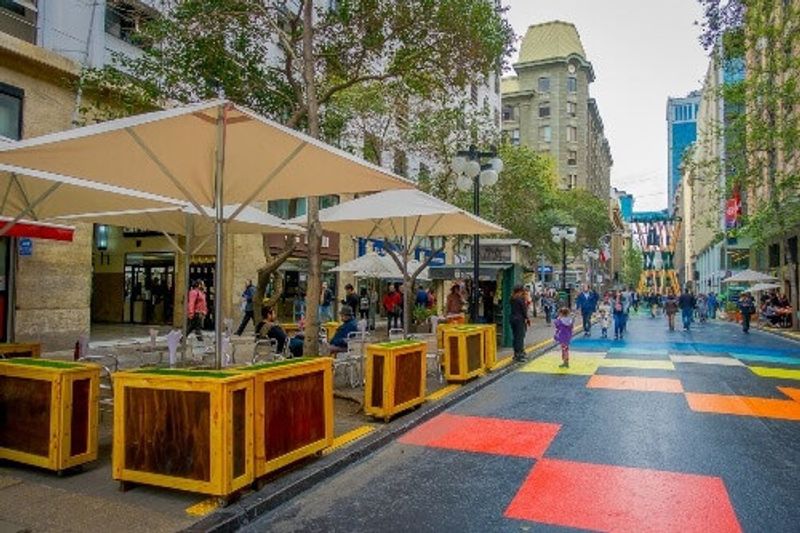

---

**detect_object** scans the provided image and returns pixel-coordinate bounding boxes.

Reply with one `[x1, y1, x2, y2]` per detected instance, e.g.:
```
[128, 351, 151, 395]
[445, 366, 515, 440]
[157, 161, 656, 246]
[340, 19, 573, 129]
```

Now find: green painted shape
[132, 368, 232, 379]
[374, 340, 424, 348]
[1, 358, 82, 369]
[237, 357, 319, 372]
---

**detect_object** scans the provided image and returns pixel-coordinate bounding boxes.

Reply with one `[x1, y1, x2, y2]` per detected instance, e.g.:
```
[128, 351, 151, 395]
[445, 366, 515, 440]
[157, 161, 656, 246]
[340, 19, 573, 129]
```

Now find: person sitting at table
[328, 306, 359, 354]
[255, 306, 287, 353]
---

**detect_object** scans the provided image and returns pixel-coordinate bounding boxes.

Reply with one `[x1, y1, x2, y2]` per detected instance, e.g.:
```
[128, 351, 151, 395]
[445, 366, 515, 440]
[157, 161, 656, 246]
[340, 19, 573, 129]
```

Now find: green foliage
[412, 305, 434, 325]
[621, 245, 644, 289]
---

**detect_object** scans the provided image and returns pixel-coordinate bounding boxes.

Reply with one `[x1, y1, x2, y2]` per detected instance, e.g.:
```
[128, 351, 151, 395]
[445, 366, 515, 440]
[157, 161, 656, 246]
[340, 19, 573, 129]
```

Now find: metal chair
[388, 328, 405, 341]
[252, 338, 285, 364]
[345, 330, 371, 387]
[78, 353, 119, 411]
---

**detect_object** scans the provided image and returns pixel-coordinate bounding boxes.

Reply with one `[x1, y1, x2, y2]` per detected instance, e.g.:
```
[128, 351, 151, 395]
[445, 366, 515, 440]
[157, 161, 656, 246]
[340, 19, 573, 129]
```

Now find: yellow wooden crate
[443, 327, 485, 382]
[472, 325, 498, 370]
[0, 358, 100, 472]
[322, 322, 342, 341]
[0, 342, 41, 359]
[436, 323, 462, 350]
[365, 341, 427, 421]
[112, 368, 254, 497]
[236, 357, 333, 478]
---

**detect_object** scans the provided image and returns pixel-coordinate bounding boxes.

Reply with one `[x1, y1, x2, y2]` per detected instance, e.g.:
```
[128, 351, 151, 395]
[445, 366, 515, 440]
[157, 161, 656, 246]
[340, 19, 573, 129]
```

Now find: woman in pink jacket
[188, 280, 208, 341]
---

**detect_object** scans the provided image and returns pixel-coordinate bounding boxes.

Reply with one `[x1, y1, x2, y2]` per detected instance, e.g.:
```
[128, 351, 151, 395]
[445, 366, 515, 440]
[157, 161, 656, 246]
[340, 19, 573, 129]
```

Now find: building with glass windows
[666, 91, 700, 212]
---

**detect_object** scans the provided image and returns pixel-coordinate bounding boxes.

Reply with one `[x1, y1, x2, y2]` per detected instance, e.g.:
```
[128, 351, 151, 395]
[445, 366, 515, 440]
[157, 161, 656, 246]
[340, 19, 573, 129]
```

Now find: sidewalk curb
[184, 338, 559, 533]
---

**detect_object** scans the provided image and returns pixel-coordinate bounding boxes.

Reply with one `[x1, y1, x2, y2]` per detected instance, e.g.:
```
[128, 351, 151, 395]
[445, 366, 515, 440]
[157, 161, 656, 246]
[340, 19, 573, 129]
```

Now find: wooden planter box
[236, 358, 333, 478]
[443, 327, 485, 382]
[0, 342, 41, 359]
[112, 369, 254, 497]
[365, 341, 427, 422]
[436, 323, 461, 350]
[473, 324, 498, 370]
[281, 323, 301, 337]
[0, 358, 99, 472]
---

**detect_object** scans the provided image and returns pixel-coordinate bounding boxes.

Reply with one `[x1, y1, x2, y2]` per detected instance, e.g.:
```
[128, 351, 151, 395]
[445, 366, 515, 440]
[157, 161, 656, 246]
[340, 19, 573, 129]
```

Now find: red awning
[0, 217, 74, 242]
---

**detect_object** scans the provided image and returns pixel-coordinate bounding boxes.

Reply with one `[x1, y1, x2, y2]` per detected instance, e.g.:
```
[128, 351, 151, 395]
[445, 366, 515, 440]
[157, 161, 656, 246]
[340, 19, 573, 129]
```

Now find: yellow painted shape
[749, 366, 800, 381]
[426, 384, 462, 402]
[186, 498, 222, 517]
[491, 356, 514, 371]
[519, 354, 602, 376]
[598, 358, 675, 370]
[323, 425, 376, 455]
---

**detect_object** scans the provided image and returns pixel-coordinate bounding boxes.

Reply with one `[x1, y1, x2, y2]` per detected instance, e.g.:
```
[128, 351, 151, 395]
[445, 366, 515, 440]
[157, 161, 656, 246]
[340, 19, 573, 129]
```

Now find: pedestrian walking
[553, 307, 574, 368]
[358, 288, 370, 321]
[597, 294, 611, 339]
[697, 294, 708, 323]
[613, 292, 626, 340]
[383, 283, 402, 332]
[342, 283, 360, 315]
[510, 285, 528, 362]
[678, 288, 696, 331]
[707, 292, 718, 319]
[576, 284, 598, 337]
[664, 291, 678, 331]
[235, 280, 256, 335]
[188, 280, 208, 341]
[542, 289, 554, 325]
[319, 282, 334, 322]
[738, 292, 756, 333]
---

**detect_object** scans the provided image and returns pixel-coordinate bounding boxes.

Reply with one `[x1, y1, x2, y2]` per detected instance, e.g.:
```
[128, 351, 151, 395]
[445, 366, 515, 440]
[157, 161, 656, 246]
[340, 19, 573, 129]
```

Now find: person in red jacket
[383, 283, 402, 333]
[188, 280, 208, 341]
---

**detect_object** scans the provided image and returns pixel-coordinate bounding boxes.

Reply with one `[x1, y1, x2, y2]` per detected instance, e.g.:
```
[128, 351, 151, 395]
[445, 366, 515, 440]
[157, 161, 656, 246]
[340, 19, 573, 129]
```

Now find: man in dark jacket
[329, 306, 359, 354]
[510, 285, 529, 362]
[678, 288, 696, 331]
[342, 283, 360, 315]
[575, 285, 598, 337]
[738, 292, 756, 333]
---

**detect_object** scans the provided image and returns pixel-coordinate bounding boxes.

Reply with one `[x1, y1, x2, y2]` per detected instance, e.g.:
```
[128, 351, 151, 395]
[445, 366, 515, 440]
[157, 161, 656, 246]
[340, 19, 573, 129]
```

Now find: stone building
[500, 20, 612, 198]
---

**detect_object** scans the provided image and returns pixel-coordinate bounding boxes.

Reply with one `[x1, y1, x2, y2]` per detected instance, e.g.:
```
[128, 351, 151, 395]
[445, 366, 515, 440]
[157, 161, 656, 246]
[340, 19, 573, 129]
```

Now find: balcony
[0, 2, 37, 44]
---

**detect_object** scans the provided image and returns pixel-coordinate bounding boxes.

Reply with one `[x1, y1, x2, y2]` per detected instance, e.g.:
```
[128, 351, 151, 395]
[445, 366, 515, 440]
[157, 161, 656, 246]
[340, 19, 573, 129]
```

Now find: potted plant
[724, 301, 740, 322]
[411, 305, 434, 333]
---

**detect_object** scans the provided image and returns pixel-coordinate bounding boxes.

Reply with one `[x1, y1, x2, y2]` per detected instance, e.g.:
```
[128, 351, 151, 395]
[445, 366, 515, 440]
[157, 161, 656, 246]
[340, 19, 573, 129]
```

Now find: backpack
[359, 296, 369, 310]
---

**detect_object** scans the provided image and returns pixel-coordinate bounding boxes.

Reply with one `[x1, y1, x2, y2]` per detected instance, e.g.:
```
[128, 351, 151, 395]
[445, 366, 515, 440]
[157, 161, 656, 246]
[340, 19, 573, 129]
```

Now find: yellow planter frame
[112, 370, 254, 497]
[364, 341, 427, 421]
[443, 327, 486, 382]
[0, 358, 99, 472]
[238, 358, 334, 478]
[0, 342, 41, 359]
[473, 324, 498, 370]
[322, 322, 342, 342]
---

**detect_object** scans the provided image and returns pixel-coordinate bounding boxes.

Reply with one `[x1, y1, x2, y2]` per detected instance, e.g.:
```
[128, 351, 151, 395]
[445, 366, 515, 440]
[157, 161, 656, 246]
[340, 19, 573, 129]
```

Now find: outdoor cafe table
[0, 358, 100, 473]
[443, 326, 485, 382]
[364, 340, 427, 422]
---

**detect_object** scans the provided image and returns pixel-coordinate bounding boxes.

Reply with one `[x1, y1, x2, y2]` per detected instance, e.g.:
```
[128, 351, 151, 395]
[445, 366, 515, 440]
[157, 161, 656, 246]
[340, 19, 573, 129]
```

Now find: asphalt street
[243, 314, 800, 532]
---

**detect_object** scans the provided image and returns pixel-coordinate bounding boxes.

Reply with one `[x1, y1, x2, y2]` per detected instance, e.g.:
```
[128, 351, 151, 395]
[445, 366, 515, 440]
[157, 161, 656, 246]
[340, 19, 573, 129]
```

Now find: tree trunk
[253, 234, 297, 323]
[302, 0, 323, 355]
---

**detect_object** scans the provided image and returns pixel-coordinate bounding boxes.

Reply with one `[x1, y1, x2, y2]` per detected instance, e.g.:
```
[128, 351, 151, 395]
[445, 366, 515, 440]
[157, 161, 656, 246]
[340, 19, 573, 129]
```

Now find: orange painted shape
[587, 374, 684, 393]
[505, 458, 741, 533]
[778, 387, 800, 403]
[398, 413, 560, 459]
[685, 392, 800, 421]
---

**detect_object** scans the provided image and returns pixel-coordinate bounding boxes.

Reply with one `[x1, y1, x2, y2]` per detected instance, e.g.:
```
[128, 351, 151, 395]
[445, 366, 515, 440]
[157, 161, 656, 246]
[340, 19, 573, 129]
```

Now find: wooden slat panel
[449, 337, 460, 375]
[124, 388, 211, 481]
[232, 388, 246, 479]
[394, 351, 422, 405]
[466, 334, 482, 373]
[0, 375, 50, 457]
[263, 372, 325, 461]
[69, 378, 90, 457]
[371, 355, 384, 409]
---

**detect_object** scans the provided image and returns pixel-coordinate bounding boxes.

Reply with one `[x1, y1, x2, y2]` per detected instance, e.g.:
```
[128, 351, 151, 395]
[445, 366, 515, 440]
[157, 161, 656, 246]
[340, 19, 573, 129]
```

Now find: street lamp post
[583, 248, 600, 287]
[452, 145, 503, 323]
[551, 225, 577, 308]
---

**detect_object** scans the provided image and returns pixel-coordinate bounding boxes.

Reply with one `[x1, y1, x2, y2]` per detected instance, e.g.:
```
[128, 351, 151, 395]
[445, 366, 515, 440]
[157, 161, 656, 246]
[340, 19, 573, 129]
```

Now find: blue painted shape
[731, 353, 800, 366]
[608, 347, 669, 357]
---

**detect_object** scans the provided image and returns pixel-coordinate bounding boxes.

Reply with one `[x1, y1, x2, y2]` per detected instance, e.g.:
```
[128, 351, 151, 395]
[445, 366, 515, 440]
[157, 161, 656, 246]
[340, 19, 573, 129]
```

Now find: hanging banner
[725, 192, 741, 230]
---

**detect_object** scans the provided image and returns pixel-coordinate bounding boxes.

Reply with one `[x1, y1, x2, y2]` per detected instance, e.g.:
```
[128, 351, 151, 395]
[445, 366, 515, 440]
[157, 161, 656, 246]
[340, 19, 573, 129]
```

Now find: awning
[428, 263, 513, 281]
[0, 217, 74, 242]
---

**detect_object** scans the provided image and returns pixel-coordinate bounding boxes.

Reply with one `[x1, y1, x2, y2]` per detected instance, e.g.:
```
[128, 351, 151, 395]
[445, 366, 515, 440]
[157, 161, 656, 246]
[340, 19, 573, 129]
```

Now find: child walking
[597, 295, 611, 339]
[553, 307, 574, 368]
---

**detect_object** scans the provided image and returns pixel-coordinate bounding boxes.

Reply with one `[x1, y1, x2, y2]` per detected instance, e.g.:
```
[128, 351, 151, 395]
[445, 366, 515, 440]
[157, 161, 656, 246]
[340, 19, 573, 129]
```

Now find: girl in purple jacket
[553, 307, 574, 368]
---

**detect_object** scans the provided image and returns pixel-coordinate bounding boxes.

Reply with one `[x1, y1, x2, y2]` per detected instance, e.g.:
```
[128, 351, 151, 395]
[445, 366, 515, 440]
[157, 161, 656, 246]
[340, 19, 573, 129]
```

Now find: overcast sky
[504, 0, 710, 211]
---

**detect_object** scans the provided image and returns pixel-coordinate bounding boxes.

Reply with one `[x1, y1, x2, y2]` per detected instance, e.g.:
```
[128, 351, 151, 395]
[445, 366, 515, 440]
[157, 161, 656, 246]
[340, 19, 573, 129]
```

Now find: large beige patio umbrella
[293, 189, 507, 332]
[722, 269, 778, 284]
[0, 100, 413, 366]
[54, 204, 303, 358]
[331, 251, 430, 281]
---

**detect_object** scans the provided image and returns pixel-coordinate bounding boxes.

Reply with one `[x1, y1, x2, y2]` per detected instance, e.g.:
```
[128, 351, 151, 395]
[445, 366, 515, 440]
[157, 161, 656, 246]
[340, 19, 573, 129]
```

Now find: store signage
[479, 244, 512, 262]
[18, 238, 33, 257]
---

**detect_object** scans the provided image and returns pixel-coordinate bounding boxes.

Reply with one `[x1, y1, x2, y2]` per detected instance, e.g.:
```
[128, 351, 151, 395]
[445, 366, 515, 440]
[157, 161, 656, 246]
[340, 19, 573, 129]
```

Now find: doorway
[123, 253, 175, 325]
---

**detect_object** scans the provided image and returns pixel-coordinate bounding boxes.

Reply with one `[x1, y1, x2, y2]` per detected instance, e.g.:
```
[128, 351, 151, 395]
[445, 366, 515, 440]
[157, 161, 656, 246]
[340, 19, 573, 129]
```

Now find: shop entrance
[123, 253, 175, 325]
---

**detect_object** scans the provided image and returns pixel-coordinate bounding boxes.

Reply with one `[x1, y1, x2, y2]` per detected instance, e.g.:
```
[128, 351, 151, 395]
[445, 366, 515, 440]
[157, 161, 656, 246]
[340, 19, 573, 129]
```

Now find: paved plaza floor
[245, 315, 800, 532]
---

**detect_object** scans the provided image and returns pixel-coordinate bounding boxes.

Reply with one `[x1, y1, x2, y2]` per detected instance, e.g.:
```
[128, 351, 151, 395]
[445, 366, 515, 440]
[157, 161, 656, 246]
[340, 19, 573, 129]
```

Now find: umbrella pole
[213, 104, 226, 369]
[181, 215, 193, 362]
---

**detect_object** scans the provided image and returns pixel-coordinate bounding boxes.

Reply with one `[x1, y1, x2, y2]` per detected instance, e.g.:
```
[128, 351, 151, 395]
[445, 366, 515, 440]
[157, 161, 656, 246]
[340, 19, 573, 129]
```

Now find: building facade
[666, 91, 700, 212]
[500, 20, 611, 198]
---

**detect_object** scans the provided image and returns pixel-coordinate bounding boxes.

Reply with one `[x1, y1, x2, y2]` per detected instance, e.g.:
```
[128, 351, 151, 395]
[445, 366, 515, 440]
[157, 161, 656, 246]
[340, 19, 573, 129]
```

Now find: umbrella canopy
[52, 204, 303, 237]
[0, 163, 181, 223]
[331, 252, 430, 281]
[290, 189, 507, 237]
[0, 100, 413, 208]
[722, 269, 778, 284]
[748, 282, 781, 292]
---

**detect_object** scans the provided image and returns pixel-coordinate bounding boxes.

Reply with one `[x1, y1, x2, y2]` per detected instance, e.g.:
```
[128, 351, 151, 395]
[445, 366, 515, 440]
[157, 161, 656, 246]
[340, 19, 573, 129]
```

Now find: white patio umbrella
[722, 269, 778, 284]
[293, 189, 507, 332]
[331, 251, 430, 281]
[0, 100, 413, 366]
[748, 282, 781, 292]
[53, 204, 303, 358]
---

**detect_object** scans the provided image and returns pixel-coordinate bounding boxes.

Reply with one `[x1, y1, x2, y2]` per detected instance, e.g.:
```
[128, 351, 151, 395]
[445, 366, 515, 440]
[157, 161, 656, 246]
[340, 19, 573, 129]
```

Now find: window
[568, 174, 578, 190]
[105, 1, 155, 45]
[768, 244, 780, 268]
[0, 82, 23, 140]
[502, 105, 516, 121]
[567, 126, 578, 142]
[511, 129, 520, 146]
[539, 125, 552, 143]
[567, 77, 578, 93]
[538, 76, 550, 92]
[0, 0, 36, 43]
[538, 103, 550, 118]
[567, 101, 577, 117]
[567, 150, 577, 166]
[393, 150, 408, 177]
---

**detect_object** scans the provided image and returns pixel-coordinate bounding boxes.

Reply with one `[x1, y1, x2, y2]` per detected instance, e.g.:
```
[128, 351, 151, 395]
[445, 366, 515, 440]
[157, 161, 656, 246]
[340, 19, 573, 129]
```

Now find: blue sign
[18, 238, 33, 257]
[537, 266, 553, 273]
